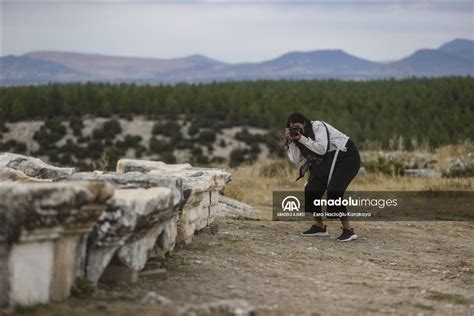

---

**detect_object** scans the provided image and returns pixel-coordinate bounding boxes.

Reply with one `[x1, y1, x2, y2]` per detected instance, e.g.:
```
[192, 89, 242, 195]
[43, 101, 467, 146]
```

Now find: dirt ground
[6, 213, 473, 316]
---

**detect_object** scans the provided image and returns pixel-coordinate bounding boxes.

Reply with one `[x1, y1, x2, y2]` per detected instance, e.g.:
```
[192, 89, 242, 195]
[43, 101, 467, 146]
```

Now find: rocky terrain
[1, 155, 473, 315]
[0, 152, 244, 312]
[0, 125, 473, 315]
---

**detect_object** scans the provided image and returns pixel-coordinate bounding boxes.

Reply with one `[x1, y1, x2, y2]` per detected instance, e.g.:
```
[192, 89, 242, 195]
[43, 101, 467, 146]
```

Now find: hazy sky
[1, 1, 473, 63]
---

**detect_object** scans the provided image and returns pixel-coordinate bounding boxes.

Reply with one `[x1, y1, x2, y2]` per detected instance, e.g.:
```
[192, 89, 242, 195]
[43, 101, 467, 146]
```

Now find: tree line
[1, 77, 472, 149]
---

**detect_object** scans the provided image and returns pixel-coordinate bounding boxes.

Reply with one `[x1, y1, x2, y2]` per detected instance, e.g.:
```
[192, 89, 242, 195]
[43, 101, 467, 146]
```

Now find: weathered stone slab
[0, 181, 113, 307]
[118, 158, 231, 191]
[0, 167, 44, 182]
[117, 159, 192, 173]
[85, 196, 136, 284]
[56, 171, 183, 209]
[115, 159, 231, 245]
[0, 153, 74, 179]
[217, 195, 256, 215]
[117, 159, 192, 174]
[56, 172, 184, 283]
[156, 214, 179, 256]
[113, 188, 173, 271]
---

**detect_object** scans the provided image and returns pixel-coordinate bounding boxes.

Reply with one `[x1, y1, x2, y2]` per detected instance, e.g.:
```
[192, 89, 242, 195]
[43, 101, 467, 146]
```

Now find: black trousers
[304, 138, 361, 217]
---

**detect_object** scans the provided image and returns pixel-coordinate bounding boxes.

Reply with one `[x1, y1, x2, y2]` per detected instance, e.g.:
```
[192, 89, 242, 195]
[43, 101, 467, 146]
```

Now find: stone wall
[0, 153, 238, 308]
[0, 180, 113, 307]
[116, 159, 231, 245]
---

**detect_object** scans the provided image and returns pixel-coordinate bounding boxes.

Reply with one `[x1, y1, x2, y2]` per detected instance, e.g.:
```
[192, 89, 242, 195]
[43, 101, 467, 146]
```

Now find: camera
[289, 127, 302, 137]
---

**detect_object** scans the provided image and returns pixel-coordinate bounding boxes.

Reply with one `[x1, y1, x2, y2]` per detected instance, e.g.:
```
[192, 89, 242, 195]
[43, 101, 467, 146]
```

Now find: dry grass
[224, 157, 474, 213]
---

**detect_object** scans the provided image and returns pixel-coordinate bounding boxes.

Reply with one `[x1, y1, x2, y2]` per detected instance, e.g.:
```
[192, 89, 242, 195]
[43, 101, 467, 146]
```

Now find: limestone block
[0, 181, 112, 307]
[0, 167, 44, 182]
[115, 159, 231, 244]
[0, 153, 74, 179]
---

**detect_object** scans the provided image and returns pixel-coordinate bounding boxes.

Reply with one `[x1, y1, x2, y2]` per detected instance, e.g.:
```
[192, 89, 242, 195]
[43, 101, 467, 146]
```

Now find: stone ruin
[0, 153, 241, 308]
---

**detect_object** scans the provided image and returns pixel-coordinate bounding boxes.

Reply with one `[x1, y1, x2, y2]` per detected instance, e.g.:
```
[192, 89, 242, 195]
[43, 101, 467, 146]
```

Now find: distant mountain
[214, 49, 383, 81]
[439, 38, 474, 63]
[0, 55, 86, 85]
[1, 39, 473, 86]
[385, 49, 473, 77]
[23, 51, 227, 82]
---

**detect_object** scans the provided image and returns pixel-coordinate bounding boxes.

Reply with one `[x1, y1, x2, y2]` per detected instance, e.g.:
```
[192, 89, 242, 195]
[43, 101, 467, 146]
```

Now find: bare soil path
[9, 215, 473, 316]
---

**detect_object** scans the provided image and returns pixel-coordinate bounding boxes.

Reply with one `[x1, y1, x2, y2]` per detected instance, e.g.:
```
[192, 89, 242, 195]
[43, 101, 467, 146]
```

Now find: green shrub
[188, 125, 199, 137]
[60, 139, 87, 159]
[116, 134, 142, 150]
[44, 118, 67, 134]
[75, 162, 93, 172]
[87, 140, 104, 159]
[175, 138, 193, 150]
[264, 132, 285, 158]
[152, 121, 181, 137]
[58, 153, 73, 166]
[191, 146, 203, 156]
[1, 140, 28, 154]
[104, 147, 124, 170]
[0, 121, 9, 133]
[211, 156, 226, 164]
[196, 129, 216, 144]
[77, 135, 90, 144]
[160, 151, 176, 164]
[193, 154, 209, 165]
[33, 119, 67, 149]
[0, 139, 17, 151]
[118, 113, 133, 121]
[93, 119, 122, 140]
[152, 122, 165, 135]
[69, 116, 84, 136]
[250, 143, 260, 154]
[103, 119, 122, 136]
[14, 142, 27, 154]
[229, 148, 249, 168]
[92, 128, 105, 140]
[207, 144, 214, 153]
[235, 127, 264, 145]
[149, 138, 173, 154]
[48, 150, 59, 163]
[135, 145, 147, 158]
